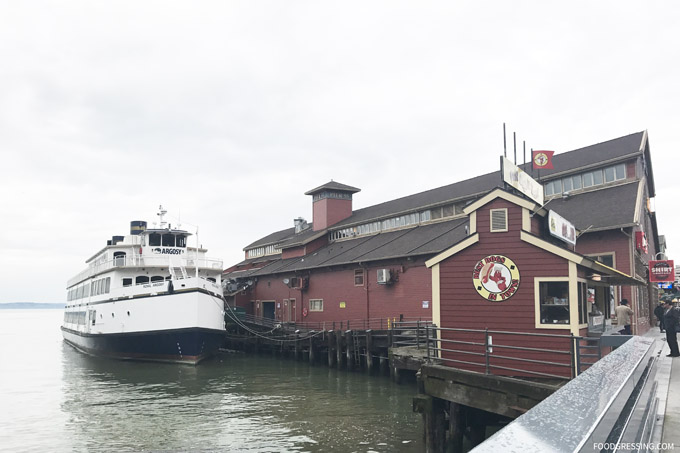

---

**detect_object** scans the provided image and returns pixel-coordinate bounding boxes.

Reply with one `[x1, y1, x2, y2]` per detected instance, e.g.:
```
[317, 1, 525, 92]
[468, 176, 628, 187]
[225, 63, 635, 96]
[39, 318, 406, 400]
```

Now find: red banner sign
[649, 260, 675, 282]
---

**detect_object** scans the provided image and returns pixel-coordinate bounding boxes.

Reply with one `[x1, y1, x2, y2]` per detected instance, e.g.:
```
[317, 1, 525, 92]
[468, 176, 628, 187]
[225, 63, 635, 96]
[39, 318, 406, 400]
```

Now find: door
[262, 301, 275, 319]
[289, 299, 296, 322]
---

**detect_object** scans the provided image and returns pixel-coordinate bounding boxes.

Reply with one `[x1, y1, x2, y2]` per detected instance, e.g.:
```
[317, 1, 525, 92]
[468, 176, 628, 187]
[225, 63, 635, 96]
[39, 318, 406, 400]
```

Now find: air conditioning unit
[377, 269, 392, 285]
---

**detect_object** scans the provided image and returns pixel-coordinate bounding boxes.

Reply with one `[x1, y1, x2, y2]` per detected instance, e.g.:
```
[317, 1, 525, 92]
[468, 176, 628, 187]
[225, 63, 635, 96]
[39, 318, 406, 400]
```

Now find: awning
[586, 260, 647, 286]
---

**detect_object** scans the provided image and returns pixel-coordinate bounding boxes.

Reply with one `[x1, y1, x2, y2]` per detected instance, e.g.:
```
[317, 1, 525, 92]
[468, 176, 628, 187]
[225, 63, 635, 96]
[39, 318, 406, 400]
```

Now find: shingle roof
[548, 180, 641, 231]
[304, 181, 361, 196]
[224, 218, 469, 279]
[232, 131, 647, 275]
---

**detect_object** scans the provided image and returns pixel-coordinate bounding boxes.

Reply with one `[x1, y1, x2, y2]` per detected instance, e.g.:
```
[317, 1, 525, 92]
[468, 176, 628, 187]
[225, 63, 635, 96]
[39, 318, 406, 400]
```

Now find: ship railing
[68, 255, 223, 287]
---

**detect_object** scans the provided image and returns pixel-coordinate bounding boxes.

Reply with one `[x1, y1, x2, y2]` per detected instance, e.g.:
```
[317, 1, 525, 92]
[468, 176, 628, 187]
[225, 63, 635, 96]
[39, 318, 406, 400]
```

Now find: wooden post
[447, 402, 464, 453]
[345, 330, 354, 371]
[336, 330, 344, 369]
[380, 353, 389, 375]
[327, 331, 336, 368]
[413, 394, 446, 453]
[309, 335, 316, 364]
[365, 330, 373, 374]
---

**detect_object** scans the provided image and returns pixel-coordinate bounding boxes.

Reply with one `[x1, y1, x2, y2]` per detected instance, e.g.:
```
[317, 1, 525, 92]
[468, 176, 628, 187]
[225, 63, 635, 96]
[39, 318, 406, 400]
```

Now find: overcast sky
[2, 1, 679, 303]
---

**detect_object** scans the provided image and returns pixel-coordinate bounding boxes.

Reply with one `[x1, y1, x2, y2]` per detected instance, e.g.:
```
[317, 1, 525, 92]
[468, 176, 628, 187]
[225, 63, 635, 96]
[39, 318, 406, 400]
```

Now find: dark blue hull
[61, 326, 225, 365]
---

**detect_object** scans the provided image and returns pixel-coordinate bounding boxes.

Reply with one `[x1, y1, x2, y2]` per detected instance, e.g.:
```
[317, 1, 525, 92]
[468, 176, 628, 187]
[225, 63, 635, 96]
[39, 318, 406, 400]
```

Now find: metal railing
[68, 254, 223, 287]
[392, 320, 434, 348]
[426, 326, 600, 380]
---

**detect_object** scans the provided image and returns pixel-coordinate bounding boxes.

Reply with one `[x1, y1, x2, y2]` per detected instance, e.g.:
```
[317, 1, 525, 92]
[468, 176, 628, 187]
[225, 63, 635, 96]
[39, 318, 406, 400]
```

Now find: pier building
[223, 131, 663, 337]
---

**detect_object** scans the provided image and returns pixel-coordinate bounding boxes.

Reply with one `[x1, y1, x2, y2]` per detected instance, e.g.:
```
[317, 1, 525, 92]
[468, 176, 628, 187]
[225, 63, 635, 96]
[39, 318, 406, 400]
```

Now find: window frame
[534, 277, 572, 329]
[489, 208, 508, 233]
[309, 299, 324, 312]
[354, 269, 365, 286]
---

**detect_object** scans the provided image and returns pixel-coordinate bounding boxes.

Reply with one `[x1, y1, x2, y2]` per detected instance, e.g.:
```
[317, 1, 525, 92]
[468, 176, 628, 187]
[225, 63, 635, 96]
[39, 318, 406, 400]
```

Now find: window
[562, 177, 573, 193]
[578, 282, 587, 325]
[176, 235, 187, 248]
[539, 281, 570, 324]
[591, 254, 614, 268]
[489, 209, 508, 232]
[442, 205, 454, 217]
[592, 169, 603, 185]
[136, 276, 149, 285]
[354, 269, 364, 286]
[583, 172, 594, 188]
[123, 278, 132, 287]
[162, 234, 175, 247]
[149, 233, 161, 246]
[105, 277, 111, 293]
[571, 175, 582, 190]
[545, 180, 562, 196]
[150, 276, 164, 283]
[614, 163, 626, 180]
[309, 299, 323, 312]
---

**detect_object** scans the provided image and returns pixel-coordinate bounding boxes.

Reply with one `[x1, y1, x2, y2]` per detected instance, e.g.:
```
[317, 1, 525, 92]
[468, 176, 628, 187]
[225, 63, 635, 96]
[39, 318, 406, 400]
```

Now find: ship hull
[61, 288, 226, 365]
[61, 326, 225, 364]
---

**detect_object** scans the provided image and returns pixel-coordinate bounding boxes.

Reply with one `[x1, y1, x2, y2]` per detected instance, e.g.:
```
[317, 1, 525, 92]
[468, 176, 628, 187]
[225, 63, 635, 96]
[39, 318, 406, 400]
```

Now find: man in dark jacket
[654, 302, 666, 333]
[662, 301, 680, 357]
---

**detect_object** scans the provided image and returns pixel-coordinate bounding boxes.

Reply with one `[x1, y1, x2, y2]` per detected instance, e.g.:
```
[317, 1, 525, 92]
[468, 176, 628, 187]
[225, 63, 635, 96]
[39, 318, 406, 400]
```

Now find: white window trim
[489, 208, 508, 233]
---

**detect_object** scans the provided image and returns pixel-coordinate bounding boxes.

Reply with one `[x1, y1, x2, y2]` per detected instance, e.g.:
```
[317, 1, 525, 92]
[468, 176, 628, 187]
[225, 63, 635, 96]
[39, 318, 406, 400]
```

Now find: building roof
[224, 218, 469, 279]
[304, 181, 361, 196]
[230, 131, 649, 277]
[548, 180, 641, 232]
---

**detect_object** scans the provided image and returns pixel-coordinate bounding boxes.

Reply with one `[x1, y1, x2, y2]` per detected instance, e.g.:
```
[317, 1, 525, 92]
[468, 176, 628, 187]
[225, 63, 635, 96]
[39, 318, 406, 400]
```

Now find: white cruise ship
[61, 206, 225, 364]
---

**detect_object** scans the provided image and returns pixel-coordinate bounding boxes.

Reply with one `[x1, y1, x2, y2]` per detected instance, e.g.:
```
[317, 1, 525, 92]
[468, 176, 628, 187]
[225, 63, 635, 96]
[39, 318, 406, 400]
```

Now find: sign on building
[548, 210, 576, 246]
[649, 260, 675, 283]
[501, 157, 544, 206]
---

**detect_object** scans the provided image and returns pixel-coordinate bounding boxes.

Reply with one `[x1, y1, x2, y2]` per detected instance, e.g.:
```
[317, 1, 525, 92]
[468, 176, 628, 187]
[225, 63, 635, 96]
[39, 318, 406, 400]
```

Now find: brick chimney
[305, 181, 360, 231]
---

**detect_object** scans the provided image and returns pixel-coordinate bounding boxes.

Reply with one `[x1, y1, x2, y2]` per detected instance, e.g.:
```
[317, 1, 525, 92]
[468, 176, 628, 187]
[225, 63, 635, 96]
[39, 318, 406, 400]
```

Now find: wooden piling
[336, 330, 344, 369]
[309, 336, 316, 364]
[345, 330, 354, 371]
[327, 331, 336, 367]
[365, 330, 373, 374]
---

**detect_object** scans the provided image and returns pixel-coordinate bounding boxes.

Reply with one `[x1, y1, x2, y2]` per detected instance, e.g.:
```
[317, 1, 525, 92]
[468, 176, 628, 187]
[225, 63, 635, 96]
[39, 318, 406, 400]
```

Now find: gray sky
[2, 1, 679, 303]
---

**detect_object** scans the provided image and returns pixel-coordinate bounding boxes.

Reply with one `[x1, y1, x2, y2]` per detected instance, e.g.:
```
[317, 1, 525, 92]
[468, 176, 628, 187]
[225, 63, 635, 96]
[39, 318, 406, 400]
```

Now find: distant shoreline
[0, 303, 63, 309]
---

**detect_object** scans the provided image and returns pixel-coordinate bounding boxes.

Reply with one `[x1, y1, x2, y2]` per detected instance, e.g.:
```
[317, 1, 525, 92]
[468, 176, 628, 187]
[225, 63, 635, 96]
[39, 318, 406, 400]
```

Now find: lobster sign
[472, 255, 521, 302]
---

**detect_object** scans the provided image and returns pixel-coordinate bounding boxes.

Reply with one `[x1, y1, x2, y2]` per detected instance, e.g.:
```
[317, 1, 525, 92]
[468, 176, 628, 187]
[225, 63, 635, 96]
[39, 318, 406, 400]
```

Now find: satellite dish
[283, 278, 290, 285]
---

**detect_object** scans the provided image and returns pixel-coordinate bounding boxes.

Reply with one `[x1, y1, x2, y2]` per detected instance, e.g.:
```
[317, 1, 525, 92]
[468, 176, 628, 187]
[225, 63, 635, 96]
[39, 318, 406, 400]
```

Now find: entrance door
[288, 299, 296, 322]
[262, 301, 275, 319]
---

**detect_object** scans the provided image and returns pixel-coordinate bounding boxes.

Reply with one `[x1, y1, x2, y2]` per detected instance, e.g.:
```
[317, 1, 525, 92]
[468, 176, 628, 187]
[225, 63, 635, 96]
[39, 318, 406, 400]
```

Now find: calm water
[0, 309, 423, 452]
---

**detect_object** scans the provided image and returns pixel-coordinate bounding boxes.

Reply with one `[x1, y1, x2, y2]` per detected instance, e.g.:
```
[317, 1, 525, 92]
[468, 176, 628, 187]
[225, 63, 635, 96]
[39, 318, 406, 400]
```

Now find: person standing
[615, 299, 634, 335]
[654, 302, 666, 333]
[662, 301, 680, 357]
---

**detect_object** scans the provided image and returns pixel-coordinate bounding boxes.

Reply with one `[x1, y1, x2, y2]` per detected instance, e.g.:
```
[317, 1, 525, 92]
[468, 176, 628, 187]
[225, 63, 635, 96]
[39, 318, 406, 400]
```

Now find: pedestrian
[662, 301, 680, 357]
[615, 299, 634, 335]
[654, 301, 666, 333]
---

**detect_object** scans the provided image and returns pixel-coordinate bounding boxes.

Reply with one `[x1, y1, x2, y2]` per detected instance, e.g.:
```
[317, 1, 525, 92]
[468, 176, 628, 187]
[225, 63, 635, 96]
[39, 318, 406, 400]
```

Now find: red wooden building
[223, 131, 664, 336]
[425, 188, 645, 377]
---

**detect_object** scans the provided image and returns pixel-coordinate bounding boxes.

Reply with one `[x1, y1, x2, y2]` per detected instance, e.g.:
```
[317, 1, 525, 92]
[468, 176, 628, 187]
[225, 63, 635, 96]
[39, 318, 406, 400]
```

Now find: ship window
[113, 252, 126, 266]
[136, 276, 149, 285]
[162, 234, 175, 247]
[123, 278, 132, 287]
[105, 277, 111, 293]
[207, 277, 216, 283]
[91, 310, 96, 326]
[149, 233, 161, 246]
[150, 276, 164, 283]
[176, 235, 187, 248]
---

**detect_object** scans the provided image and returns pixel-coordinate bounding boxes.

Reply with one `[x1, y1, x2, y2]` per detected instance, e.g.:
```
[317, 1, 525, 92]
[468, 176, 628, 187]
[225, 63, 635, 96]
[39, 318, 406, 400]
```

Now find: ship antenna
[157, 205, 168, 229]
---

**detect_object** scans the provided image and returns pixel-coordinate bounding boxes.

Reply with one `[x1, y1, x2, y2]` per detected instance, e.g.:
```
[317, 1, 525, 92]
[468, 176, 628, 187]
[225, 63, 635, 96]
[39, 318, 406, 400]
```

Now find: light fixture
[589, 273, 602, 281]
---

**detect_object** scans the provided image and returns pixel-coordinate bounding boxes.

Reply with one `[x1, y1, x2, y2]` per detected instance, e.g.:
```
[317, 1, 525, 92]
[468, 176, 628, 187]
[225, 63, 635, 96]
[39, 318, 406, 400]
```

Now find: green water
[0, 309, 423, 452]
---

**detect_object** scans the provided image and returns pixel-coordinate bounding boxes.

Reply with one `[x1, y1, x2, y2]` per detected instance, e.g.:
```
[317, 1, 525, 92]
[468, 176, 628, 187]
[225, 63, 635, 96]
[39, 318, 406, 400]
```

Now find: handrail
[426, 325, 598, 380]
[473, 336, 659, 452]
[67, 254, 223, 287]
